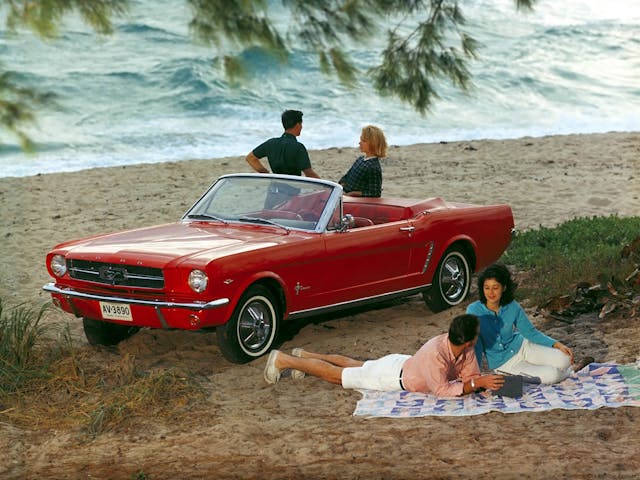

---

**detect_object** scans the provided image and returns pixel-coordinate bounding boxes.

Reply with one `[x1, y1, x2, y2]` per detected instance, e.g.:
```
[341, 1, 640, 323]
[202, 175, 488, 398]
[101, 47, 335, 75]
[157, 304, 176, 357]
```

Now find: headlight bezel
[188, 269, 208, 293]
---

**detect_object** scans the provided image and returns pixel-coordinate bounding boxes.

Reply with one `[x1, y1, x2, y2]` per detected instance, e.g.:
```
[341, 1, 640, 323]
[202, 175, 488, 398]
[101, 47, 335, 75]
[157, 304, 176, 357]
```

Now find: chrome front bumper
[43, 283, 229, 310]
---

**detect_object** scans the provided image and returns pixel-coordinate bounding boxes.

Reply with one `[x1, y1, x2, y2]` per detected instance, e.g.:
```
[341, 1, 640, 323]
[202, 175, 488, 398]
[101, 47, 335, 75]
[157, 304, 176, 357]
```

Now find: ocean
[1, 0, 639, 178]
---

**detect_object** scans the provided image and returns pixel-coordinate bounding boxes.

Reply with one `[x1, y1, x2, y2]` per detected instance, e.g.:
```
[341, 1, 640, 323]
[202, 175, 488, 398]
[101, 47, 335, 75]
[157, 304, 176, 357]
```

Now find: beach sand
[1, 131, 639, 478]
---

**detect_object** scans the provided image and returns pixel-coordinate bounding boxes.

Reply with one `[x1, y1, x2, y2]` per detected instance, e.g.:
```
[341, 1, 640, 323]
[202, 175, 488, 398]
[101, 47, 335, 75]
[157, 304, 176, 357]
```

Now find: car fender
[433, 234, 478, 271]
[223, 270, 291, 320]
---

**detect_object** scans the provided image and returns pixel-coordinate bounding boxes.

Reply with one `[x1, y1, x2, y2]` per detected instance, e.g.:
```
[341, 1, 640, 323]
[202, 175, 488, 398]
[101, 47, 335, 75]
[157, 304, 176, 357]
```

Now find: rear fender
[433, 236, 478, 272]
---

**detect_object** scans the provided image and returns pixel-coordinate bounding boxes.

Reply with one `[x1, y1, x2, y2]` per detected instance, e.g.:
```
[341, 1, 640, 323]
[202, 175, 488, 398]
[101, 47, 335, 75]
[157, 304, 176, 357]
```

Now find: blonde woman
[339, 125, 387, 197]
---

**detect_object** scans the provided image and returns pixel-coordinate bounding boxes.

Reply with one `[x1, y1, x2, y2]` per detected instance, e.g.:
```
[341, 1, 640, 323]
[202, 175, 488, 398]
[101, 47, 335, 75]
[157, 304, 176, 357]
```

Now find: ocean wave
[1, 0, 639, 178]
[118, 22, 178, 37]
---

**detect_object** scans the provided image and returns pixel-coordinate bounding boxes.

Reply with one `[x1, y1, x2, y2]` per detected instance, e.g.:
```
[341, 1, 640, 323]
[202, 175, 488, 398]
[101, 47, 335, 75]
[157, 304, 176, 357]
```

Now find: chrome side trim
[287, 283, 432, 319]
[43, 283, 229, 310]
[422, 241, 435, 274]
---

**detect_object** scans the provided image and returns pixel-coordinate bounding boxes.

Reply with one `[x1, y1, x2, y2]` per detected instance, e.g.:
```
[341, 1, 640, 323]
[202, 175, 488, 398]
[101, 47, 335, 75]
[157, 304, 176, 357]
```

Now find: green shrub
[501, 215, 640, 303]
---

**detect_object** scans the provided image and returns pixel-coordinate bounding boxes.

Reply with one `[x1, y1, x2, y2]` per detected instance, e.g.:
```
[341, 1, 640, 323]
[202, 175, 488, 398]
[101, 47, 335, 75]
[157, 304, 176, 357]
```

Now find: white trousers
[497, 339, 572, 384]
[341, 354, 410, 391]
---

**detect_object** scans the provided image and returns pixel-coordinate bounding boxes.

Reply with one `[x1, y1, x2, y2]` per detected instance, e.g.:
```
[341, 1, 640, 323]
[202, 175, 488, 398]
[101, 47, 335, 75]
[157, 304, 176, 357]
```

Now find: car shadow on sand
[277, 296, 418, 345]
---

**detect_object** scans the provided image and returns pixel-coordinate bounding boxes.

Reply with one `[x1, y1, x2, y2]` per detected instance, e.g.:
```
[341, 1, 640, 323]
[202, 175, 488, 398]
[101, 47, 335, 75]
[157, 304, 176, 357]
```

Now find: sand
[0, 131, 639, 479]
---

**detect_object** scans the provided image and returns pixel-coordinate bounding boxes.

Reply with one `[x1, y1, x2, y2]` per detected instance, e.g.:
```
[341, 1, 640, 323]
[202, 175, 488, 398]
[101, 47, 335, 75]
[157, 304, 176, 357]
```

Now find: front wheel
[423, 248, 471, 313]
[83, 318, 140, 346]
[216, 284, 280, 363]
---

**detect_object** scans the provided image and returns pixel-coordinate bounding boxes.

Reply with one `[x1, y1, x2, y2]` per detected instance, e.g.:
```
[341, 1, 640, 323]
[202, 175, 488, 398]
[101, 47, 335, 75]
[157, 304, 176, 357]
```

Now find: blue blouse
[466, 300, 557, 370]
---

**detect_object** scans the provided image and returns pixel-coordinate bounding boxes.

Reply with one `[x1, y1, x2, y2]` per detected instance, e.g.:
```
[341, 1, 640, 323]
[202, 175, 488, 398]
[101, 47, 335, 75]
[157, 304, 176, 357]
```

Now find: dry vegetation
[1, 307, 206, 437]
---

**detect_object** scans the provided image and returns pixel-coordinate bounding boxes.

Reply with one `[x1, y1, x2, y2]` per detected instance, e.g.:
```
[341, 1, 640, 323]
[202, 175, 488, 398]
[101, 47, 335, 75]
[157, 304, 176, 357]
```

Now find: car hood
[55, 221, 307, 267]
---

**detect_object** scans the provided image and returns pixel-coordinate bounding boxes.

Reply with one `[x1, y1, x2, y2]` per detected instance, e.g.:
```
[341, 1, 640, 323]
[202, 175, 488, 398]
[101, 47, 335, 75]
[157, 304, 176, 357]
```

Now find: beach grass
[0, 299, 206, 432]
[0, 299, 53, 394]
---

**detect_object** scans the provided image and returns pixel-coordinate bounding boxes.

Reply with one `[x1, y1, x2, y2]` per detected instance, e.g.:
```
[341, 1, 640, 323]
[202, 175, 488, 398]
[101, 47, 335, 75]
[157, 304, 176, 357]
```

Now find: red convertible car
[44, 173, 514, 363]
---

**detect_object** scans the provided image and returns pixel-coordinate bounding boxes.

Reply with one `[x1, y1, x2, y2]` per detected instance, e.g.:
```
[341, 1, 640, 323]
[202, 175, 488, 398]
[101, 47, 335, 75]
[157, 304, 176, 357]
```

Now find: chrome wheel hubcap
[239, 301, 272, 351]
[441, 256, 466, 302]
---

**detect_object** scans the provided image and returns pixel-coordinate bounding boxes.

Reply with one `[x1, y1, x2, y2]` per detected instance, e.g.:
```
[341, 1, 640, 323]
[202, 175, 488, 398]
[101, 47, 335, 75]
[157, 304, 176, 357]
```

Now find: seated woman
[467, 263, 589, 384]
[339, 125, 387, 197]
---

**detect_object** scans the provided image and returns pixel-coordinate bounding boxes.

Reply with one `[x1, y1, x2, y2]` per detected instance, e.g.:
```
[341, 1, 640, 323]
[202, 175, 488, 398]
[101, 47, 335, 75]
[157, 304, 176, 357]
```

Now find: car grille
[67, 259, 164, 289]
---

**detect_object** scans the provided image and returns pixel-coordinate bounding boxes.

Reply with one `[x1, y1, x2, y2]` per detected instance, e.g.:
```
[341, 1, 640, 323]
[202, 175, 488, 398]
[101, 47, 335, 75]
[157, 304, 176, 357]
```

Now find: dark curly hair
[477, 263, 516, 306]
[448, 314, 479, 346]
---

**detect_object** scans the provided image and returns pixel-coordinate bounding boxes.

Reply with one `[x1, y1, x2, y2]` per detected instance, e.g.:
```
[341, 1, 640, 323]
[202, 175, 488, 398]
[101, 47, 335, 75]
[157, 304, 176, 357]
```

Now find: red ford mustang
[44, 173, 514, 363]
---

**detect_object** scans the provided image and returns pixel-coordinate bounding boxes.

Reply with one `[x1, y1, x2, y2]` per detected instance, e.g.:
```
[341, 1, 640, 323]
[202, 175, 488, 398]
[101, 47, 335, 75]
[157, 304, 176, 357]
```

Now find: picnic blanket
[353, 362, 640, 418]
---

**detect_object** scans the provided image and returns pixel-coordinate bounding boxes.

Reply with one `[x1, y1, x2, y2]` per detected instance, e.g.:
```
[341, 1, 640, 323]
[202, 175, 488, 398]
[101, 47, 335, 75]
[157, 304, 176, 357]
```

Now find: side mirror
[339, 214, 354, 232]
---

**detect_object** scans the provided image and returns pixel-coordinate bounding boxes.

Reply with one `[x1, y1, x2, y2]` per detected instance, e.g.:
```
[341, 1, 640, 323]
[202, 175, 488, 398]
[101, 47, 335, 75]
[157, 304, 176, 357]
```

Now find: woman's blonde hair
[361, 125, 388, 158]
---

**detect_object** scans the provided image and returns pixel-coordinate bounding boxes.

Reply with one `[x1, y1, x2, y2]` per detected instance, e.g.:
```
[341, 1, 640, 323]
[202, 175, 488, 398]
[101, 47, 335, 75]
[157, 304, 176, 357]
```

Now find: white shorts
[341, 354, 410, 391]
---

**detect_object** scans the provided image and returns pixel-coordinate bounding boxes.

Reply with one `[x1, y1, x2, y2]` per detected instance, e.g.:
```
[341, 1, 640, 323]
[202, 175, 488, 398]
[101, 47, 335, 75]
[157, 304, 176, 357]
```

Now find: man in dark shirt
[245, 110, 320, 178]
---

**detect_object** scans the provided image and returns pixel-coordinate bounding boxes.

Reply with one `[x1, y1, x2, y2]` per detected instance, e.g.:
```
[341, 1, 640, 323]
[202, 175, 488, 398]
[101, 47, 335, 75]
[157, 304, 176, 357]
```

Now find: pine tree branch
[1, 0, 539, 150]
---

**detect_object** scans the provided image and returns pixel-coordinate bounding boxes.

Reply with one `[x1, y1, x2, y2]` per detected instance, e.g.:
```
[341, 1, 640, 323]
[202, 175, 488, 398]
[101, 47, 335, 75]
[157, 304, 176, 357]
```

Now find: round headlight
[50, 255, 67, 277]
[188, 269, 208, 293]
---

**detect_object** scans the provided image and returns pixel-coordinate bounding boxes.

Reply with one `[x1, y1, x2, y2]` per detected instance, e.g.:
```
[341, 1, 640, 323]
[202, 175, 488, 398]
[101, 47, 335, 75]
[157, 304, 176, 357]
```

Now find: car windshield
[183, 175, 340, 232]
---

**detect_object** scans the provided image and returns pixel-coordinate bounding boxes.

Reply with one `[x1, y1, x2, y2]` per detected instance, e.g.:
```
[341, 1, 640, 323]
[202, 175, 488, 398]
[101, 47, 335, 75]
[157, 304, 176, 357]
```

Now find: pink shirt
[401, 333, 480, 397]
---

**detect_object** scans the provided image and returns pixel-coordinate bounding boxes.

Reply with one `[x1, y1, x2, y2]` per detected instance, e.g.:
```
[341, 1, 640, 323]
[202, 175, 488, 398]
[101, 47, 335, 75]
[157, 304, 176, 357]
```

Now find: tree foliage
[1, 0, 536, 149]
[0, 71, 55, 151]
[4, 0, 128, 37]
[1, 0, 129, 149]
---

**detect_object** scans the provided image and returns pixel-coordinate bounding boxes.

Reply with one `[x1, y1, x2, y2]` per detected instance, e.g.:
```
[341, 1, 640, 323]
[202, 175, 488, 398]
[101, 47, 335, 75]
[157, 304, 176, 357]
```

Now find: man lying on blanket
[264, 314, 505, 397]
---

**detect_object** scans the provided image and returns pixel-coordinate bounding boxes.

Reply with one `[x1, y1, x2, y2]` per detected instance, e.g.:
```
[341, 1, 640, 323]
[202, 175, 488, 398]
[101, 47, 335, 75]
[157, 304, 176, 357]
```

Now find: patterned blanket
[353, 363, 640, 417]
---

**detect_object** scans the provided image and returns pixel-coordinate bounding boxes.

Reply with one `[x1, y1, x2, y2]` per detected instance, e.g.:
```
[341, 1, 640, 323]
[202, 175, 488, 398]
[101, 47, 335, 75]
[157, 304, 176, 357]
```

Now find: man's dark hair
[477, 263, 516, 306]
[448, 314, 479, 346]
[282, 110, 303, 130]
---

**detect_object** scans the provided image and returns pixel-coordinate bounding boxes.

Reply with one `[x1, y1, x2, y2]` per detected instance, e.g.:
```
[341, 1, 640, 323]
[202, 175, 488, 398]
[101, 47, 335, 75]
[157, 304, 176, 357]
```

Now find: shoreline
[2, 128, 639, 180]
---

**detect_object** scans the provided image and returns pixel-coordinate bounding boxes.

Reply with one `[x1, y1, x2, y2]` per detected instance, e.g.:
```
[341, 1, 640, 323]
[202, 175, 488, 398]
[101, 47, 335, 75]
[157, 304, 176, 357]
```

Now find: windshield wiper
[237, 216, 290, 232]
[186, 213, 228, 224]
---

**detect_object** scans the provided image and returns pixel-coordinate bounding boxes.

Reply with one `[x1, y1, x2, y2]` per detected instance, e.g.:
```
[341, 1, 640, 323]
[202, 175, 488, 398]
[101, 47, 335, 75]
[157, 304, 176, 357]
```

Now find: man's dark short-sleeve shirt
[252, 133, 311, 176]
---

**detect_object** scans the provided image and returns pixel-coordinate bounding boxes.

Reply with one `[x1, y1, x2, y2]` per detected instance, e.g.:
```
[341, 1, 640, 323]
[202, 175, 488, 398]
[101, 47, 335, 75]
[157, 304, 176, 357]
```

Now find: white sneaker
[290, 348, 306, 379]
[263, 350, 282, 384]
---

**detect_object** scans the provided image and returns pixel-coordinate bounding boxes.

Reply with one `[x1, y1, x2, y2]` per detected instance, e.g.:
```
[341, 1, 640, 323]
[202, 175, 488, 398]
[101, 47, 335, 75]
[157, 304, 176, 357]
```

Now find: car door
[316, 219, 416, 304]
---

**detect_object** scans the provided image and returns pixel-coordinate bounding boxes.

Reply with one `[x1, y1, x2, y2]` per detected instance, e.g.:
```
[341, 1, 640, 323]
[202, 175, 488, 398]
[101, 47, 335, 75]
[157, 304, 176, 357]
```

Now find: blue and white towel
[353, 363, 640, 417]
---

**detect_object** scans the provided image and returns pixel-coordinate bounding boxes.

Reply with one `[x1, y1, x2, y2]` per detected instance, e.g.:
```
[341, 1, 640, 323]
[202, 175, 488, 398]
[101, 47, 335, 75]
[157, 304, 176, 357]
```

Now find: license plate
[99, 301, 133, 321]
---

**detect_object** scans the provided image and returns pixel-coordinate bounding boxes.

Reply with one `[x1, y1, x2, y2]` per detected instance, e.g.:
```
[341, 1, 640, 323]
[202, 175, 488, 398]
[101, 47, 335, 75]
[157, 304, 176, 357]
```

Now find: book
[494, 375, 523, 397]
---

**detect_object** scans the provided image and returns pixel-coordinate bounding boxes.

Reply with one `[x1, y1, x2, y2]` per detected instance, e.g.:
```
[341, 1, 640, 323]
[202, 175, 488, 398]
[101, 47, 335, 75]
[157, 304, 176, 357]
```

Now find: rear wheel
[217, 284, 280, 363]
[83, 318, 140, 346]
[423, 247, 471, 313]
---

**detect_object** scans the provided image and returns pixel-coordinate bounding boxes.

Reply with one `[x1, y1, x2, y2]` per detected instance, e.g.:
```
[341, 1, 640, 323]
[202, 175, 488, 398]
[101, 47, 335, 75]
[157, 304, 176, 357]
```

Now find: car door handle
[399, 226, 415, 232]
